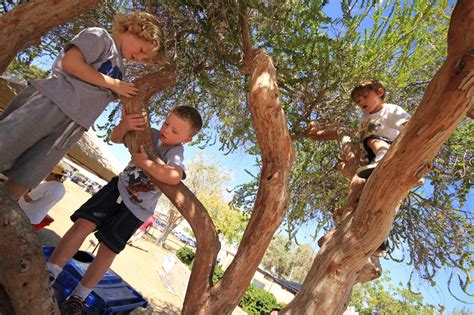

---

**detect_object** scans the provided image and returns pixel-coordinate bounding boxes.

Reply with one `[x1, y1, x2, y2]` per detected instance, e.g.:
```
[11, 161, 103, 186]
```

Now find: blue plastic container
[43, 247, 148, 314]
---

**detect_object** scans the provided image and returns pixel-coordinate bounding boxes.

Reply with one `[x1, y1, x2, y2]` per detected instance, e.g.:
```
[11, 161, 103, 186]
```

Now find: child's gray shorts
[0, 85, 85, 188]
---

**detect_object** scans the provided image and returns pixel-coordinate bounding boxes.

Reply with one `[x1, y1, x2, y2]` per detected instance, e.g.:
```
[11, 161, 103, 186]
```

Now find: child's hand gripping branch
[132, 145, 183, 185]
[110, 107, 146, 143]
[62, 47, 138, 98]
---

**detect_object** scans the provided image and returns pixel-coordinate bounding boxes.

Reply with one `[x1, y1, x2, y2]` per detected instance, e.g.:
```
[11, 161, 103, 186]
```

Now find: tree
[350, 273, 439, 314]
[157, 155, 247, 247]
[262, 235, 292, 277]
[262, 235, 314, 283]
[0, 1, 472, 314]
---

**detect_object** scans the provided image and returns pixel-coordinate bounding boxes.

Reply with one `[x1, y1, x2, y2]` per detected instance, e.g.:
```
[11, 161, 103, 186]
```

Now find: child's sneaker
[373, 241, 389, 257]
[356, 162, 377, 179]
[60, 295, 84, 315]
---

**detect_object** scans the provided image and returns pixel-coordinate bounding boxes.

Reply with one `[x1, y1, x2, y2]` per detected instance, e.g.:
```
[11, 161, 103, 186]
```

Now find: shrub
[176, 246, 195, 265]
[212, 264, 224, 284]
[238, 284, 281, 315]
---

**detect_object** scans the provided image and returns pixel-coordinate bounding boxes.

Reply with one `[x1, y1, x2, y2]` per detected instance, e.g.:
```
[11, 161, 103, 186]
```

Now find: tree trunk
[0, 185, 59, 314]
[282, 1, 474, 313]
[0, 0, 100, 74]
[123, 46, 294, 313]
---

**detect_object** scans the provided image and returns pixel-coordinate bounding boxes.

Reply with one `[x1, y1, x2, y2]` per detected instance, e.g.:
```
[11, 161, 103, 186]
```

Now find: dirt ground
[37, 180, 246, 314]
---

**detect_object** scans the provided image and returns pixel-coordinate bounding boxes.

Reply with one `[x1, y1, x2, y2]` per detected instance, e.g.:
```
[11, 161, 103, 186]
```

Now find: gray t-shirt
[31, 27, 125, 129]
[117, 129, 186, 221]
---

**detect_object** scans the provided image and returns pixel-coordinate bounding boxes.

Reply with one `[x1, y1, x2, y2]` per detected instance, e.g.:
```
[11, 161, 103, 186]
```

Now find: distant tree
[157, 155, 247, 247]
[262, 235, 314, 283]
[262, 235, 292, 277]
[350, 273, 440, 314]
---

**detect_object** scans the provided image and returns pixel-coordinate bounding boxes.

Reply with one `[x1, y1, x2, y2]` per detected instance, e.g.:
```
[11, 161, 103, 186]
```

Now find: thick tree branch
[0, 0, 99, 74]
[208, 48, 295, 313]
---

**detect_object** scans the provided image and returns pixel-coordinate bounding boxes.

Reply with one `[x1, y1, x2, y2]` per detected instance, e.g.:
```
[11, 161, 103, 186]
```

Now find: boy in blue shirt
[47, 106, 202, 314]
[0, 12, 166, 201]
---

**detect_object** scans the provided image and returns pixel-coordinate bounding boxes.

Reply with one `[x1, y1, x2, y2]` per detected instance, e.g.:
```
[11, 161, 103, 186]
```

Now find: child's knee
[367, 138, 390, 151]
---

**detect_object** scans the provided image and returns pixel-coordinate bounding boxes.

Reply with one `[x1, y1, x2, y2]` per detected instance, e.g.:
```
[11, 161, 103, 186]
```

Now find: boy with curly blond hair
[0, 12, 166, 201]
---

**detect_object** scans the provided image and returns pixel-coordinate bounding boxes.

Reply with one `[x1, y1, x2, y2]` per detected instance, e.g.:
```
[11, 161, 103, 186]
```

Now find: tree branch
[0, 0, 100, 74]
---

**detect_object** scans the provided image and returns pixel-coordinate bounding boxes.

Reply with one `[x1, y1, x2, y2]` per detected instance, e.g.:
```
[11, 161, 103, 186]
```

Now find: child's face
[120, 32, 155, 62]
[354, 88, 384, 114]
[159, 113, 193, 145]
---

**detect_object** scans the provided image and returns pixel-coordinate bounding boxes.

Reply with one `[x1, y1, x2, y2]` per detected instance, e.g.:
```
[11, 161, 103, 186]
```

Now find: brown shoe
[61, 295, 84, 315]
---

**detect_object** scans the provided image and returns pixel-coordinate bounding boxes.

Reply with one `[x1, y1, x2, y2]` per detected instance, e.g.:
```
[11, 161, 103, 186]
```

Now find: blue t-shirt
[31, 27, 125, 129]
[117, 129, 186, 221]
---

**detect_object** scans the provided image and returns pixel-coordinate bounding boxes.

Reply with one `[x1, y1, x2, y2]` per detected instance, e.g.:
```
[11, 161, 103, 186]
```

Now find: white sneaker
[357, 163, 377, 179]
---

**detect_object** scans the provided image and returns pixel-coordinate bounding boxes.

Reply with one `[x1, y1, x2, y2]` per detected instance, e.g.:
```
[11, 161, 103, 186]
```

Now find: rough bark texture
[207, 48, 295, 314]
[282, 1, 474, 313]
[0, 185, 59, 314]
[0, 0, 100, 74]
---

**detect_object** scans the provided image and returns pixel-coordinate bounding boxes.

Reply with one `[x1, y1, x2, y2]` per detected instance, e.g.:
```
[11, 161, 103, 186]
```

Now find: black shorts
[71, 177, 143, 254]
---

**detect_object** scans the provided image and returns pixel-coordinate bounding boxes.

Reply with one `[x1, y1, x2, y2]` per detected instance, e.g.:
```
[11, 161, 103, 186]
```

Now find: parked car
[153, 219, 167, 231]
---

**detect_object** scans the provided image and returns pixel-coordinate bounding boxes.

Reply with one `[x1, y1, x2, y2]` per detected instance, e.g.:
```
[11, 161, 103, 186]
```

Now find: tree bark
[0, 0, 100, 74]
[282, 1, 474, 313]
[0, 185, 59, 314]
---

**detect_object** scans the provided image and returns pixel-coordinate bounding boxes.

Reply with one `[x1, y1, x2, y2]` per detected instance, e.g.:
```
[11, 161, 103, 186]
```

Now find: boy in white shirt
[351, 79, 411, 179]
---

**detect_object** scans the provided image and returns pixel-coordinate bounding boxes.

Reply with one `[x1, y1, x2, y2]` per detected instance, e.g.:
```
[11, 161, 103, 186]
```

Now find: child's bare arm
[62, 46, 138, 98]
[110, 108, 146, 143]
[132, 145, 183, 185]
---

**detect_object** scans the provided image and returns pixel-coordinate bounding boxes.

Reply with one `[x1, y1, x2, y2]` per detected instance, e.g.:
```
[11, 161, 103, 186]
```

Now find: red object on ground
[34, 215, 54, 232]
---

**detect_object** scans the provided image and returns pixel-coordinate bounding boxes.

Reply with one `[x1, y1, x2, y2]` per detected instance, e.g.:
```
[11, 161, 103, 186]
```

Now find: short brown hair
[113, 12, 166, 64]
[350, 79, 386, 101]
[171, 106, 203, 136]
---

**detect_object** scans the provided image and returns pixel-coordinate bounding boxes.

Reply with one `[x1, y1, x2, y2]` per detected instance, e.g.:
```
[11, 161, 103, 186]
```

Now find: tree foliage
[262, 235, 314, 283]
[350, 273, 440, 314]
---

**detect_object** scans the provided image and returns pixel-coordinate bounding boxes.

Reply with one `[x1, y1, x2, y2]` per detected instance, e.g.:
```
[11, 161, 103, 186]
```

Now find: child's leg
[0, 86, 84, 199]
[3, 179, 28, 201]
[365, 138, 390, 161]
[60, 243, 117, 313]
[79, 243, 117, 290]
[49, 218, 97, 268]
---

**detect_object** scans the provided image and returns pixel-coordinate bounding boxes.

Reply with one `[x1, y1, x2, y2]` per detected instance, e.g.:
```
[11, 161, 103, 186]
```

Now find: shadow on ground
[132, 300, 181, 314]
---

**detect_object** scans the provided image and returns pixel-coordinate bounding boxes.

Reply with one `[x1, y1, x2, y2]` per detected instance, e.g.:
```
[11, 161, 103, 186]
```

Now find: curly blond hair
[113, 12, 166, 64]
